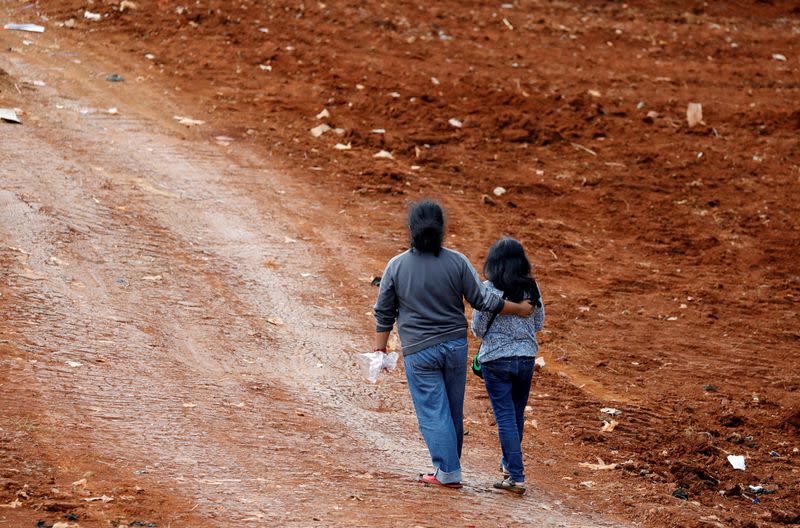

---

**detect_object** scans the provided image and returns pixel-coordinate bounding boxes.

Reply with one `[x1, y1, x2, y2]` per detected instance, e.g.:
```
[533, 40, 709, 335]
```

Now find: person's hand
[516, 300, 534, 317]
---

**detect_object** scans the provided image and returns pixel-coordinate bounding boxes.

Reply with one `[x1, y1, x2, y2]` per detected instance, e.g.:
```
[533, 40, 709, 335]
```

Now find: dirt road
[0, 20, 628, 528]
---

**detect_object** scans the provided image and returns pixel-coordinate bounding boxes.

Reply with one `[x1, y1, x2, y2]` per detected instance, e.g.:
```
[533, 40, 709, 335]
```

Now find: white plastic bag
[357, 351, 399, 383]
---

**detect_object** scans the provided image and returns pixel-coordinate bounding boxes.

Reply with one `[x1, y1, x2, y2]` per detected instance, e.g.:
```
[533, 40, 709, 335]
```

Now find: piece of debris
[0, 498, 22, 509]
[579, 481, 594, 489]
[142, 275, 162, 282]
[81, 495, 113, 503]
[0, 108, 22, 124]
[448, 118, 463, 128]
[600, 419, 618, 432]
[334, 143, 351, 150]
[388, 91, 401, 98]
[3, 23, 45, 33]
[571, 142, 597, 156]
[370, 128, 386, 134]
[107, 107, 118, 115]
[315, 108, 330, 119]
[119, 0, 138, 11]
[63, 19, 76, 28]
[310, 123, 331, 138]
[493, 186, 507, 196]
[727, 454, 746, 471]
[174, 116, 204, 126]
[600, 407, 622, 416]
[373, 150, 394, 159]
[181, 403, 197, 408]
[66, 361, 83, 368]
[534, 356, 545, 369]
[105, 73, 124, 82]
[431, 76, 440, 85]
[481, 194, 496, 206]
[266, 317, 285, 326]
[588, 89, 601, 97]
[749, 485, 776, 495]
[772, 53, 787, 62]
[502, 17, 513, 30]
[686, 102, 703, 127]
[84, 11, 102, 21]
[144, 53, 156, 60]
[672, 488, 689, 500]
[579, 457, 617, 470]
[71, 478, 88, 488]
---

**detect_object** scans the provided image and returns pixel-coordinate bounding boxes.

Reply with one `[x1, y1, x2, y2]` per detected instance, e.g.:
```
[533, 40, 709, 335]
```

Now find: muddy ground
[1, 0, 799, 527]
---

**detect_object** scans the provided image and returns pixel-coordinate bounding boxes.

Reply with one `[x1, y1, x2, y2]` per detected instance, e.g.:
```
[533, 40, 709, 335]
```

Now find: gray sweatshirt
[374, 248, 504, 356]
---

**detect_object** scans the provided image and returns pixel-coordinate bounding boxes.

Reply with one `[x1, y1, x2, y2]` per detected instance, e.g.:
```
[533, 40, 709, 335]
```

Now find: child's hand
[515, 300, 534, 317]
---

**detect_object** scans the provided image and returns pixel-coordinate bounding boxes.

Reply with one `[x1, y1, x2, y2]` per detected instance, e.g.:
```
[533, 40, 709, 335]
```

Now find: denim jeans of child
[482, 356, 535, 483]
[403, 337, 468, 484]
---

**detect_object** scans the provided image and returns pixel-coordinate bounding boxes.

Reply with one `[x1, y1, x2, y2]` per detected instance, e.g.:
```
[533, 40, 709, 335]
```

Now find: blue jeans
[403, 337, 468, 484]
[482, 356, 535, 483]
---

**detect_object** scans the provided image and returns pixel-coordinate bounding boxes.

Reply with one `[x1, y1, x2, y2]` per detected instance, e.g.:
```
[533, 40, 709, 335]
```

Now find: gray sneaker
[494, 477, 526, 495]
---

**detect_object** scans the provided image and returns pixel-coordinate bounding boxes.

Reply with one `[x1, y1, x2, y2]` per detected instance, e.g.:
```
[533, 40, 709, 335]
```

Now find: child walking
[472, 238, 544, 495]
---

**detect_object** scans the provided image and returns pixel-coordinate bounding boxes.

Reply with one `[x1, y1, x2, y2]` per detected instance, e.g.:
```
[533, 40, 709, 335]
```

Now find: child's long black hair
[484, 237, 541, 306]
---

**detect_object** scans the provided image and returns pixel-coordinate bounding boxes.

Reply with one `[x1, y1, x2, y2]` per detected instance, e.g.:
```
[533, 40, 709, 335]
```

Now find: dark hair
[408, 200, 445, 256]
[483, 237, 540, 305]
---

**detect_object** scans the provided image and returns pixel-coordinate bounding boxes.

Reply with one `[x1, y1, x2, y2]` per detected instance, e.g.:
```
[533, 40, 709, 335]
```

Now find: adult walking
[372, 201, 534, 488]
[472, 237, 544, 495]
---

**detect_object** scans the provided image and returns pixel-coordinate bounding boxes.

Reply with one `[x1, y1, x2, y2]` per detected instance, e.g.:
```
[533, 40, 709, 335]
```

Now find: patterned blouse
[471, 280, 545, 363]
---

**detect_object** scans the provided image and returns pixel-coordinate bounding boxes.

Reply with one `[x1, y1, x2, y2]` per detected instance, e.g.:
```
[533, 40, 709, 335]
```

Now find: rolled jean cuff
[434, 466, 462, 484]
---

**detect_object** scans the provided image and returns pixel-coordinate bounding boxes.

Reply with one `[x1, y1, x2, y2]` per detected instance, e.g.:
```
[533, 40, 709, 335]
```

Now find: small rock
[373, 150, 394, 159]
[448, 118, 463, 128]
[481, 194, 496, 206]
[672, 488, 689, 500]
[492, 186, 506, 196]
[315, 108, 330, 119]
[84, 11, 102, 21]
[643, 110, 658, 124]
[310, 123, 331, 138]
[772, 53, 787, 62]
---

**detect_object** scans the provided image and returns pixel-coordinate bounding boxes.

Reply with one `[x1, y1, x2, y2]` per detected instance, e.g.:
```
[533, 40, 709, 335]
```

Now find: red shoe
[418, 473, 463, 489]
